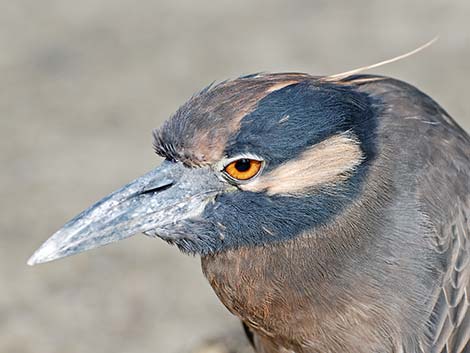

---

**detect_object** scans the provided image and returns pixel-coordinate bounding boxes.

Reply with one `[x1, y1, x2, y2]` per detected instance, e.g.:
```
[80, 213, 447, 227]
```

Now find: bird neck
[201, 234, 392, 352]
[201, 171, 435, 352]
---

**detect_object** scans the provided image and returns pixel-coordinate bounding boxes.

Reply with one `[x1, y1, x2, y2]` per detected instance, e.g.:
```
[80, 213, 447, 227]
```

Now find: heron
[28, 71, 469, 353]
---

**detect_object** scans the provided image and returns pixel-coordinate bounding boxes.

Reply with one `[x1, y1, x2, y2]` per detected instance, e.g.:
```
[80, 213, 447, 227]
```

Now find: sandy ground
[1, 1, 469, 352]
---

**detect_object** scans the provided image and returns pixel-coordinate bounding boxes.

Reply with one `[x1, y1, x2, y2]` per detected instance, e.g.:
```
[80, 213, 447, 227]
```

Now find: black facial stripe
[224, 81, 377, 171]
[165, 163, 368, 255]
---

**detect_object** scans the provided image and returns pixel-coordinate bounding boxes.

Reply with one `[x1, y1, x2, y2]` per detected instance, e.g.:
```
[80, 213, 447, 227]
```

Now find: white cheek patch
[241, 133, 364, 195]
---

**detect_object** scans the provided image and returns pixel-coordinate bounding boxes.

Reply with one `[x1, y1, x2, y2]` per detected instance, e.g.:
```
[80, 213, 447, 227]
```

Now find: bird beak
[27, 160, 223, 266]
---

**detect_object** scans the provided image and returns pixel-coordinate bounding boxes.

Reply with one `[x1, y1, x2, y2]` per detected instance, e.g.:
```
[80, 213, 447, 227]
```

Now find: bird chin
[142, 221, 204, 254]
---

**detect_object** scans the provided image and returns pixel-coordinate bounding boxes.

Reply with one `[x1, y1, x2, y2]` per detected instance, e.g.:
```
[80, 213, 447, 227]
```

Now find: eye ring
[221, 155, 264, 182]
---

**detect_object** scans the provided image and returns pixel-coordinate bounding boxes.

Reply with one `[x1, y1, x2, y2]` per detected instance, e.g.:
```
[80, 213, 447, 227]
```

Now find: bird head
[28, 73, 377, 265]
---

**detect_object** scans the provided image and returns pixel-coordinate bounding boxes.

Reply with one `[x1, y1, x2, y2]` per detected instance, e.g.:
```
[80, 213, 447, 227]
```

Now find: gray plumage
[367, 78, 470, 353]
[28, 73, 470, 353]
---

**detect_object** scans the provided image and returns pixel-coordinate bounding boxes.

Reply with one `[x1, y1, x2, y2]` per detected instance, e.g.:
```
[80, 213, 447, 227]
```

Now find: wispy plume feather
[324, 37, 438, 82]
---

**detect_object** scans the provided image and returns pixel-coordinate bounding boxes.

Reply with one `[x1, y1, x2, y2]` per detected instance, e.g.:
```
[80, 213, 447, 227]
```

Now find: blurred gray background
[1, 1, 469, 352]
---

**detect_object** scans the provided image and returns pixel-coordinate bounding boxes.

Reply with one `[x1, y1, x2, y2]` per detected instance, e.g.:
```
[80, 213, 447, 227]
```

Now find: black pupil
[235, 159, 251, 172]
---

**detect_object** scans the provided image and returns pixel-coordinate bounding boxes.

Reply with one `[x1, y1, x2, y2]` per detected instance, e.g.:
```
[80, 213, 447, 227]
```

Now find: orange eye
[224, 158, 262, 181]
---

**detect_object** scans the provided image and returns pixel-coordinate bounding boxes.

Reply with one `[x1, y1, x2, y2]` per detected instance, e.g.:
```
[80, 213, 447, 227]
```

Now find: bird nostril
[140, 182, 174, 195]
